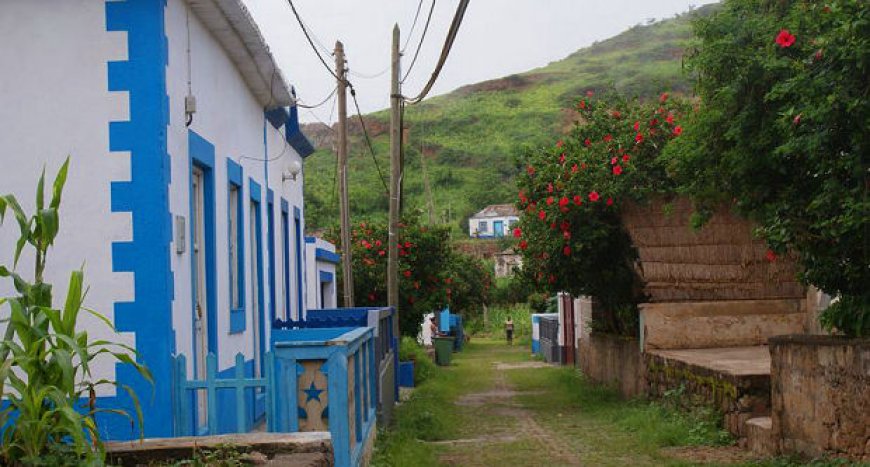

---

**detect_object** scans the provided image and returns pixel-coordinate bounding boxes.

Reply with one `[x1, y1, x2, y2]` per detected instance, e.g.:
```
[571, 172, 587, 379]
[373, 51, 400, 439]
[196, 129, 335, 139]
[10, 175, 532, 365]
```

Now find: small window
[478, 221, 488, 232]
[508, 219, 518, 228]
[229, 184, 241, 310]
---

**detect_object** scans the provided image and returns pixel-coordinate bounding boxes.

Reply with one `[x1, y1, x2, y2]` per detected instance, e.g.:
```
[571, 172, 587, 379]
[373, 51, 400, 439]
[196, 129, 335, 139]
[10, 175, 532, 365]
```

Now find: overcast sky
[244, 1, 718, 123]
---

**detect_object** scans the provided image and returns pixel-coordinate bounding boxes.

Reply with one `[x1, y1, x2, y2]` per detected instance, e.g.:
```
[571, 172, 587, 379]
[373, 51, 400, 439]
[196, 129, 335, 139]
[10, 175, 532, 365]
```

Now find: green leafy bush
[0, 160, 151, 464]
[665, 0, 869, 336]
[328, 215, 491, 336]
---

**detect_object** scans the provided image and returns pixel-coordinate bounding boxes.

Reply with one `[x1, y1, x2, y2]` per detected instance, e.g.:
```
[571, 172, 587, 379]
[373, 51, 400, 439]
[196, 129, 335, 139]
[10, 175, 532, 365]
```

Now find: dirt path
[423, 339, 760, 467]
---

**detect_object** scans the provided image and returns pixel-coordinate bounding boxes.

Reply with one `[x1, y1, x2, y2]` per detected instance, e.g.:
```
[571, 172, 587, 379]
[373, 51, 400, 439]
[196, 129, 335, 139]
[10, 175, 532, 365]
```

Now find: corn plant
[0, 159, 152, 465]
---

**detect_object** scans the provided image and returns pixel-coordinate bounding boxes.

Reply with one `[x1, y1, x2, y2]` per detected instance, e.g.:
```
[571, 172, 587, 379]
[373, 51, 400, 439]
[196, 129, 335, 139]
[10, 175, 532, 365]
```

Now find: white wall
[165, 0, 307, 371]
[0, 1, 134, 395]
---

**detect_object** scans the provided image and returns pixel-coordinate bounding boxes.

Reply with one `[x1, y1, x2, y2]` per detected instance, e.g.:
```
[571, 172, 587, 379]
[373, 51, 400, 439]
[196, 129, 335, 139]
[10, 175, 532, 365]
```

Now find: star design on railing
[303, 381, 324, 403]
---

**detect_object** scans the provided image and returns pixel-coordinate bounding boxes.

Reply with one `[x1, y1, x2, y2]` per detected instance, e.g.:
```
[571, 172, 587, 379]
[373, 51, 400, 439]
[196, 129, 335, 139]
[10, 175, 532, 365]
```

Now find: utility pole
[388, 25, 401, 332]
[335, 41, 354, 307]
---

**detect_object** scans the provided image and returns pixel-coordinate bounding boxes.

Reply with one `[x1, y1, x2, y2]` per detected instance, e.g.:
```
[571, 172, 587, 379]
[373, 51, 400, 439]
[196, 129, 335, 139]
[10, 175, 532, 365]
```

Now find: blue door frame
[493, 220, 504, 237]
[249, 180, 266, 388]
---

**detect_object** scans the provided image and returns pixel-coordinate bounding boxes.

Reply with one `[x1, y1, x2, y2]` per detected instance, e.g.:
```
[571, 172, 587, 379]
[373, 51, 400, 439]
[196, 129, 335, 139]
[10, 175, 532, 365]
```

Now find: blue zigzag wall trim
[105, 0, 174, 440]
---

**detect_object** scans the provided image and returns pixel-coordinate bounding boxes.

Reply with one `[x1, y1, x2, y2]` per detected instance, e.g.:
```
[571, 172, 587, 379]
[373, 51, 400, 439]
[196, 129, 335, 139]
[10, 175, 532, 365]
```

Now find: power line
[401, 0, 437, 84]
[286, 0, 340, 81]
[349, 85, 389, 194]
[403, 0, 470, 104]
[295, 86, 337, 109]
[401, 0, 425, 53]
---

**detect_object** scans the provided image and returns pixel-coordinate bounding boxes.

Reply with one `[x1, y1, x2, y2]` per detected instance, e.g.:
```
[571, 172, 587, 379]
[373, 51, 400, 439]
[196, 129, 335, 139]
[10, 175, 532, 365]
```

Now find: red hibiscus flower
[403, 270, 411, 278]
[550, 222, 557, 230]
[563, 230, 571, 240]
[765, 250, 777, 262]
[571, 163, 579, 174]
[649, 118, 658, 127]
[546, 196, 554, 205]
[375, 239, 382, 247]
[610, 156, 618, 165]
[611, 110, 621, 119]
[563, 245, 572, 256]
[513, 227, 522, 238]
[612, 165, 623, 176]
[603, 134, 613, 143]
[519, 240, 528, 250]
[527, 165, 535, 175]
[560, 221, 570, 231]
[559, 197, 569, 207]
[378, 250, 386, 256]
[633, 121, 640, 131]
[556, 140, 564, 148]
[622, 154, 631, 163]
[666, 113, 675, 125]
[559, 153, 566, 164]
[588, 191, 600, 202]
[793, 114, 802, 126]
[547, 183, 554, 193]
[635, 133, 644, 143]
[581, 162, 587, 170]
[573, 195, 582, 205]
[538, 210, 546, 221]
[584, 138, 592, 147]
[775, 29, 796, 48]
[578, 100, 586, 110]
[606, 197, 614, 206]
[659, 92, 669, 103]
[673, 126, 683, 136]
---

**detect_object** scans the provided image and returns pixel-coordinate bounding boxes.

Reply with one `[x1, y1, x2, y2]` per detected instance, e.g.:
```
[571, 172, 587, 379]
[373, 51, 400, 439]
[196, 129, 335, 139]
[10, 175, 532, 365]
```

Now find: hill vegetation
[303, 6, 714, 233]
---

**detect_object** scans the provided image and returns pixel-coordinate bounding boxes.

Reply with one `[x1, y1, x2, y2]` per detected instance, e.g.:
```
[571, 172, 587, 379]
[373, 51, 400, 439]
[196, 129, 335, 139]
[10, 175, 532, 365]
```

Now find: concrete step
[745, 416, 777, 457]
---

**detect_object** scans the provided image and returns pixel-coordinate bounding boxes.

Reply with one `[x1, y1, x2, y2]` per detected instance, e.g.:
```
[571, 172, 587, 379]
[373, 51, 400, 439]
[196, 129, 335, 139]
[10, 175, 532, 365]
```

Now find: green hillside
[303, 6, 712, 233]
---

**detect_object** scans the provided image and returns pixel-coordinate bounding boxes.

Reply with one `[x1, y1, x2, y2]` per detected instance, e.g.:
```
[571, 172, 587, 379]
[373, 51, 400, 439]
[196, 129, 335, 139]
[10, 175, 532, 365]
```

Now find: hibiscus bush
[515, 91, 689, 335]
[664, 0, 869, 336]
[328, 216, 491, 336]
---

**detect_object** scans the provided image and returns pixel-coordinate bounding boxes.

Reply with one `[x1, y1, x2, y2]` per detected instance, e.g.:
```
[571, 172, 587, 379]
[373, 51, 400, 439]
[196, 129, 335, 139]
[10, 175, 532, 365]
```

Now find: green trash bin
[433, 336, 455, 366]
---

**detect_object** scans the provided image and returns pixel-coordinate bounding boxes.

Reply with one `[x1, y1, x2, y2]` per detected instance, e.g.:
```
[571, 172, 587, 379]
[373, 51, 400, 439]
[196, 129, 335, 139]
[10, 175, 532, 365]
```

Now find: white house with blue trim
[0, 0, 336, 441]
[468, 204, 520, 238]
[306, 236, 339, 310]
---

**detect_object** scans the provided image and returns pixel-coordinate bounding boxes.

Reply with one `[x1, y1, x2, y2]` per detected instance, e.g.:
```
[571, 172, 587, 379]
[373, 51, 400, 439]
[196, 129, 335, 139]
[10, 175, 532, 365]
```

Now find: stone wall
[578, 333, 644, 399]
[645, 352, 770, 437]
[770, 335, 869, 461]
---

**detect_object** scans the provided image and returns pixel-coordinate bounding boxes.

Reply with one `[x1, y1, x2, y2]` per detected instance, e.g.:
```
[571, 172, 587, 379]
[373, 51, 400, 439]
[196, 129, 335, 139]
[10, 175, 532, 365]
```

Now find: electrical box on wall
[175, 215, 186, 254]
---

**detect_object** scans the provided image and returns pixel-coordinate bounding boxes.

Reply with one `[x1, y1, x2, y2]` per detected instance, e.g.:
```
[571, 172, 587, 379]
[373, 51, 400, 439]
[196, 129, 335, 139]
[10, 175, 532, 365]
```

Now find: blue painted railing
[271, 326, 377, 467]
[171, 352, 275, 436]
[275, 307, 398, 422]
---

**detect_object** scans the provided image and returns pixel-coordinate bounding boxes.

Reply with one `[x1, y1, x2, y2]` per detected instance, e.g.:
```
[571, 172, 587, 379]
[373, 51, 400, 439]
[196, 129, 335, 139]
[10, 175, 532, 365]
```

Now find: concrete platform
[646, 345, 770, 377]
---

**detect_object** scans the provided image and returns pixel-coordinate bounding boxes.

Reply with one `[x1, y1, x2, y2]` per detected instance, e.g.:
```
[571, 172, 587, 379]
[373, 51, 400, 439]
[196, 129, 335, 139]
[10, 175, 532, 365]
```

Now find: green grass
[372, 337, 781, 467]
[304, 6, 718, 233]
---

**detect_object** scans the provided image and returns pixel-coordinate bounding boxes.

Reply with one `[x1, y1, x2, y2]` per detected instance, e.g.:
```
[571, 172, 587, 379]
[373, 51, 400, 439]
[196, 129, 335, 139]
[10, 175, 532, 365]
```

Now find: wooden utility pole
[335, 41, 354, 307]
[388, 25, 401, 329]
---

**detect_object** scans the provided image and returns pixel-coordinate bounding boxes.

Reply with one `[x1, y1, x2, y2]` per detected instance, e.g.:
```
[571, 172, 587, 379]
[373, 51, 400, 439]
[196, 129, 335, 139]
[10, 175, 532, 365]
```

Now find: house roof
[187, 0, 293, 109]
[471, 204, 519, 219]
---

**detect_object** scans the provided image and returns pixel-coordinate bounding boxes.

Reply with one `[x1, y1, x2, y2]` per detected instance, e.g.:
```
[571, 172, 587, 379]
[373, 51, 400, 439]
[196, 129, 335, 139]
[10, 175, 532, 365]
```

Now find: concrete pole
[388, 25, 401, 333]
[335, 41, 354, 307]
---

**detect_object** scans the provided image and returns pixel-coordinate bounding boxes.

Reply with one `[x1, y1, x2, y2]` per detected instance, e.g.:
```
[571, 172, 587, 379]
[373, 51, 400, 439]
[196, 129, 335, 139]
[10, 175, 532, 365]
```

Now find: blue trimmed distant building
[469, 204, 520, 238]
[0, 0, 334, 441]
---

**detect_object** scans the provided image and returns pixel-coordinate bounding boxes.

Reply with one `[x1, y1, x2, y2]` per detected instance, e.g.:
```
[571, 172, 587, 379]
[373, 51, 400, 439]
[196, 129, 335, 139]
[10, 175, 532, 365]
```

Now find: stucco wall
[305, 237, 338, 311]
[0, 0, 135, 394]
[165, 0, 306, 371]
[640, 299, 806, 351]
[578, 333, 644, 399]
[770, 335, 869, 461]
[468, 215, 518, 237]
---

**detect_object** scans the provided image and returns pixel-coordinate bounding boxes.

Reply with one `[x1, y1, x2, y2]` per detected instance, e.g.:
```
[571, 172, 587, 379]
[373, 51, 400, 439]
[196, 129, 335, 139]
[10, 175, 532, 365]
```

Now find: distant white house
[468, 204, 520, 238]
[0, 0, 323, 441]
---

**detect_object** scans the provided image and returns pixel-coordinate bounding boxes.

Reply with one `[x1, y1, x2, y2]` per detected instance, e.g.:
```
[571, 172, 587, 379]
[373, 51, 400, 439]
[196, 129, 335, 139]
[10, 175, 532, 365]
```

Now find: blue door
[493, 220, 504, 237]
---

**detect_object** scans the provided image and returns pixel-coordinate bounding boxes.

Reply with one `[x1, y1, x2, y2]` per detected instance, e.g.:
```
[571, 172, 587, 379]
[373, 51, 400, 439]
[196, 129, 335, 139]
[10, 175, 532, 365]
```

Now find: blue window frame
[281, 199, 290, 321]
[267, 190, 276, 325]
[249, 179, 266, 379]
[227, 158, 245, 333]
[294, 206, 303, 320]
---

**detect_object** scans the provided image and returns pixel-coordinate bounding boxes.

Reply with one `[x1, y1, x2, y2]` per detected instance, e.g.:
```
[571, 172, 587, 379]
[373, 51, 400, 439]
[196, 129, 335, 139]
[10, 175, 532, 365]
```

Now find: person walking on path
[505, 316, 514, 345]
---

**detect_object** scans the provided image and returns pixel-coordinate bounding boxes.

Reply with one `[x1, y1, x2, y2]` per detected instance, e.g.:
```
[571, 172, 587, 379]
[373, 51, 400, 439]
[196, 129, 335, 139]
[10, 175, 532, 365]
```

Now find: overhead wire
[349, 85, 389, 194]
[286, 0, 340, 81]
[295, 86, 337, 109]
[403, 0, 470, 104]
[401, 0, 437, 84]
[401, 0, 425, 53]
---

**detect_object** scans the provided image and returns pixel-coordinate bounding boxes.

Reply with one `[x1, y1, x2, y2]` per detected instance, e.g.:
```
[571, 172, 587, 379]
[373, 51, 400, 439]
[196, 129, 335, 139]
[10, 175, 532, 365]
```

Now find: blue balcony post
[234, 353, 247, 433]
[326, 351, 350, 467]
[266, 351, 276, 432]
[206, 353, 218, 435]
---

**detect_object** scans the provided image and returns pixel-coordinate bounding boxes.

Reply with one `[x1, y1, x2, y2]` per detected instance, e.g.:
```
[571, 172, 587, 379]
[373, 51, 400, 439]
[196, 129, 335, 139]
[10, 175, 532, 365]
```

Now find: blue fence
[271, 326, 377, 467]
[171, 352, 274, 436]
[275, 307, 398, 423]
